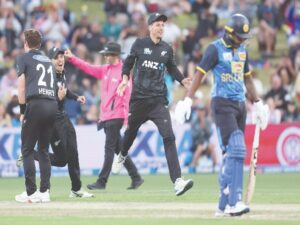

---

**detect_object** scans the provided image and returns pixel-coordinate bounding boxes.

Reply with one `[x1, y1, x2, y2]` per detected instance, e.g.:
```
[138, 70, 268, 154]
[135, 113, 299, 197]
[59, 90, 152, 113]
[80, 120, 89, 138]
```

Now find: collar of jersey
[29, 49, 42, 54]
[56, 70, 65, 78]
[221, 38, 232, 49]
[147, 36, 161, 45]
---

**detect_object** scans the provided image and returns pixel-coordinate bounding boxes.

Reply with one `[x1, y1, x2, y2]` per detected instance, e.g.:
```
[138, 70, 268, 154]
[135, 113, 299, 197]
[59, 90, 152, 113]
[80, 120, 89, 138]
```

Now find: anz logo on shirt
[142, 60, 165, 70]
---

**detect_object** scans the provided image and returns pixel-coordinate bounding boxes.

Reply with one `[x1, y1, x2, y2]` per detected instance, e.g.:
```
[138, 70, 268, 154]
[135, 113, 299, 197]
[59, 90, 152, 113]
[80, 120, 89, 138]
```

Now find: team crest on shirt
[231, 62, 244, 73]
[144, 48, 152, 55]
[222, 52, 232, 61]
[161, 51, 167, 56]
[238, 52, 246, 61]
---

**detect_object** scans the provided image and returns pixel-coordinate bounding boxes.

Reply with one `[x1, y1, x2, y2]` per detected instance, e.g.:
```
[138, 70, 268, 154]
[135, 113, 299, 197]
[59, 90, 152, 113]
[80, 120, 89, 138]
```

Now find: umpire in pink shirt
[65, 42, 143, 190]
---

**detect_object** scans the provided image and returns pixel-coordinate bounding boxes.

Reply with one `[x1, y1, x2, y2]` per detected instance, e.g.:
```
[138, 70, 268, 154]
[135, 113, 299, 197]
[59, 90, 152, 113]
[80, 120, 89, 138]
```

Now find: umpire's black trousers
[98, 119, 141, 185]
[47, 113, 82, 192]
[22, 98, 57, 195]
[121, 97, 181, 183]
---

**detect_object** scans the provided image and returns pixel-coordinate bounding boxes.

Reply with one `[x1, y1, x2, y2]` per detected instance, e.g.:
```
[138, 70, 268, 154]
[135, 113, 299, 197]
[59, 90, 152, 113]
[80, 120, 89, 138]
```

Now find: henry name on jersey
[34, 54, 55, 97]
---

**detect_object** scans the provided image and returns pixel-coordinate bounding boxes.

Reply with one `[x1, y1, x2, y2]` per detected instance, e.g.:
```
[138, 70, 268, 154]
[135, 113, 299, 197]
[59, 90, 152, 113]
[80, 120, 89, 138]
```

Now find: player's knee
[227, 129, 246, 159]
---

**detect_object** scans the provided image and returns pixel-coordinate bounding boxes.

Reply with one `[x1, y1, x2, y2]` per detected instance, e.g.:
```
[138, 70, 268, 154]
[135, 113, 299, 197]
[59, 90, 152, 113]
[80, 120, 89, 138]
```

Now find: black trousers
[46, 113, 81, 192]
[98, 119, 141, 184]
[121, 97, 181, 183]
[21, 99, 57, 195]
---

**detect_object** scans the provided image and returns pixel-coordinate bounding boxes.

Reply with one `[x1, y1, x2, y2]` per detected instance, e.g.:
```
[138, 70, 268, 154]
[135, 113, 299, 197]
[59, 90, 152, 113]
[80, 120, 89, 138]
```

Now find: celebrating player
[112, 13, 194, 196]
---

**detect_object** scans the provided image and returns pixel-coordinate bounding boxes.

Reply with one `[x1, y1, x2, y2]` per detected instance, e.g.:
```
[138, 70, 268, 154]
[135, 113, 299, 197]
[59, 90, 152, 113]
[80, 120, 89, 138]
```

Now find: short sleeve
[197, 44, 218, 74]
[15, 55, 26, 77]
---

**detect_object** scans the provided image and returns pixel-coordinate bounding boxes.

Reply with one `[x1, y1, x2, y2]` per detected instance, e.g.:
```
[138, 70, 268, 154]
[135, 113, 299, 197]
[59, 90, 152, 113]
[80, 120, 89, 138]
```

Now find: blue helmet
[225, 14, 251, 39]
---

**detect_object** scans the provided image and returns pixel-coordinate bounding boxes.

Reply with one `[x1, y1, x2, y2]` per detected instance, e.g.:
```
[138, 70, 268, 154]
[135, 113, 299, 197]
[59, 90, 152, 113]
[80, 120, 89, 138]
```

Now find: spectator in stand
[104, 0, 128, 16]
[0, 1, 22, 60]
[257, 0, 282, 57]
[57, 0, 75, 26]
[189, 103, 217, 173]
[285, 0, 300, 48]
[278, 66, 295, 93]
[118, 25, 138, 60]
[40, 4, 70, 43]
[276, 56, 297, 92]
[188, 0, 218, 43]
[282, 100, 300, 122]
[186, 43, 203, 80]
[0, 1, 22, 36]
[264, 73, 289, 112]
[265, 97, 282, 124]
[0, 68, 18, 102]
[83, 22, 107, 54]
[249, 70, 264, 98]
[102, 12, 122, 41]
[67, 12, 90, 46]
[0, 30, 7, 62]
[6, 91, 21, 127]
[70, 25, 89, 49]
[127, 0, 147, 18]
[232, 0, 256, 26]
[0, 101, 12, 127]
[182, 27, 198, 68]
[293, 48, 300, 74]
[162, 12, 181, 49]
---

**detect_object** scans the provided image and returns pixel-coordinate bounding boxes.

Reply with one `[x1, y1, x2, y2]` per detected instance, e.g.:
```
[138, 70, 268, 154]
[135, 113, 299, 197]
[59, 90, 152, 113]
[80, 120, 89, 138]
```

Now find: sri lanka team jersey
[196, 38, 251, 102]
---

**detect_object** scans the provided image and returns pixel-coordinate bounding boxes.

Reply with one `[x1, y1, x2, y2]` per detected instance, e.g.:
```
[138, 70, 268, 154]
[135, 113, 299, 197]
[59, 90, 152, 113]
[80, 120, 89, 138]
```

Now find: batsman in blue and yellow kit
[175, 14, 269, 216]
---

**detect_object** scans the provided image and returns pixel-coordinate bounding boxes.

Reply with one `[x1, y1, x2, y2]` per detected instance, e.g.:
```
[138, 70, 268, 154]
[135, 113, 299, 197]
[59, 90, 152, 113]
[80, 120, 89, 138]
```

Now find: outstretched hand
[64, 48, 73, 60]
[181, 77, 192, 89]
[117, 79, 128, 96]
[77, 96, 86, 104]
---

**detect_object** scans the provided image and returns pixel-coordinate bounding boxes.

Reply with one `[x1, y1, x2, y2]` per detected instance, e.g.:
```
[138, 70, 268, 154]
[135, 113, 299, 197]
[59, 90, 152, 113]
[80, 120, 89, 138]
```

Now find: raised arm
[65, 49, 106, 80]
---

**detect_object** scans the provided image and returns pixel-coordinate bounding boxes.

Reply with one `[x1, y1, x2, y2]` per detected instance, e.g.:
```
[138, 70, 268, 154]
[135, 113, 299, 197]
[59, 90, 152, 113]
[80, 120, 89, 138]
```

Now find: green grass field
[0, 173, 299, 225]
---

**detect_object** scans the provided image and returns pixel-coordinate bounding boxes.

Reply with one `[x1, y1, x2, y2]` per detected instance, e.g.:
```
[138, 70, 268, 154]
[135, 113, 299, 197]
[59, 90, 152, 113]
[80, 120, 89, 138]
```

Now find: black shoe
[87, 182, 106, 190]
[127, 179, 144, 190]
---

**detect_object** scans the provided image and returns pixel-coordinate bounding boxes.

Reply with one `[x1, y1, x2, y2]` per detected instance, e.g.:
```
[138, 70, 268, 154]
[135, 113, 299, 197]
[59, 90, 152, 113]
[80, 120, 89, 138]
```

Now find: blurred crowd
[1, 0, 300, 169]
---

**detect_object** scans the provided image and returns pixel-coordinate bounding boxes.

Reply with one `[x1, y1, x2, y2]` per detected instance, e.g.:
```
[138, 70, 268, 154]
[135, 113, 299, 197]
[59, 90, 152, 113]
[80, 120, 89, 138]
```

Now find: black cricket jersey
[15, 49, 57, 101]
[56, 70, 78, 115]
[122, 37, 184, 100]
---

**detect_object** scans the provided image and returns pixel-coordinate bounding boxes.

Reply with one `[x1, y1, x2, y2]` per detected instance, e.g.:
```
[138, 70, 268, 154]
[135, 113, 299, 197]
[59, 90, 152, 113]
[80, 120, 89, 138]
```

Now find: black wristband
[19, 104, 26, 114]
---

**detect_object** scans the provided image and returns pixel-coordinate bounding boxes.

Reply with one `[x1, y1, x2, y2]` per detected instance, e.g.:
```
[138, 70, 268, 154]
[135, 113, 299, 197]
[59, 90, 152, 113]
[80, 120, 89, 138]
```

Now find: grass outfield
[0, 173, 299, 225]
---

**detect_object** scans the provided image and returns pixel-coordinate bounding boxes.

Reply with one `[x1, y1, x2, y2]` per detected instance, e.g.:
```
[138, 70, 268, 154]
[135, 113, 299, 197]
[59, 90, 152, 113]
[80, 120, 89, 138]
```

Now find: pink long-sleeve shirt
[68, 56, 131, 124]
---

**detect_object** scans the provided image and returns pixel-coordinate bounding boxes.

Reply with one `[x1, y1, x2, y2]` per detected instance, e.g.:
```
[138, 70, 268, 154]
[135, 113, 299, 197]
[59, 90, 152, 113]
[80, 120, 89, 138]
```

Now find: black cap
[147, 13, 167, 25]
[99, 42, 122, 55]
[48, 47, 65, 59]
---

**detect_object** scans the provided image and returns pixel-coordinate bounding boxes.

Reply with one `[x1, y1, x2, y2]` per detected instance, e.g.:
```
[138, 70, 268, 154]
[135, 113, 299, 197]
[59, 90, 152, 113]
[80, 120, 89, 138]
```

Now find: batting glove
[252, 100, 269, 130]
[174, 97, 193, 124]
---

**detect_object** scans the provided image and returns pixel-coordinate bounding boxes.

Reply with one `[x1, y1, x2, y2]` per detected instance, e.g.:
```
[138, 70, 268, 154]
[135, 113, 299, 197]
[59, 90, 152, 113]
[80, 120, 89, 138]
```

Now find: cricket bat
[245, 123, 261, 205]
